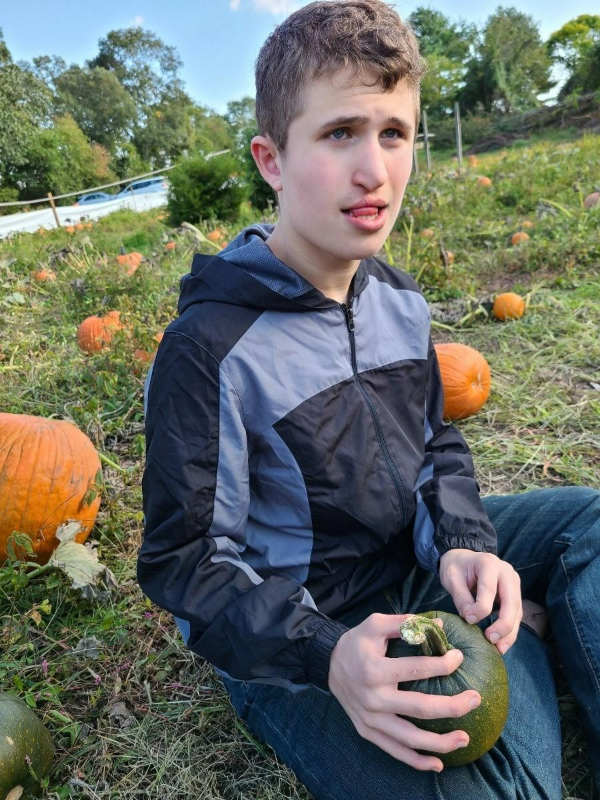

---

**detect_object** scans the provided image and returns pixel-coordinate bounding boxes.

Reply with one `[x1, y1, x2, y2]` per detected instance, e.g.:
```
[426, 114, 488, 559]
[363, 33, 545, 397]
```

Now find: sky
[2, 0, 597, 115]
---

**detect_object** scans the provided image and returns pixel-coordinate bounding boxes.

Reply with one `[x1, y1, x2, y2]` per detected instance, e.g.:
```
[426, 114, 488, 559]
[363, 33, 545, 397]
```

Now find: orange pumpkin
[33, 269, 56, 282]
[493, 292, 525, 321]
[75, 223, 84, 231]
[511, 231, 529, 245]
[477, 176, 492, 188]
[65, 225, 75, 234]
[164, 241, 176, 251]
[0, 413, 101, 565]
[77, 311, 125, 353]
[434, 343, 491, 421]
[521, 220, 534, 229]
[467, 155, 479, 167]
[583, 192, 599, 210]
[420, 228, 435, 239]
[206, 229, 223, 242]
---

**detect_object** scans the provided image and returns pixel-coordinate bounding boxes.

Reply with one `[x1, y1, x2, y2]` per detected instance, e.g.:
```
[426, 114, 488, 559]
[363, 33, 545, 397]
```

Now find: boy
[138, 1, 600, 797]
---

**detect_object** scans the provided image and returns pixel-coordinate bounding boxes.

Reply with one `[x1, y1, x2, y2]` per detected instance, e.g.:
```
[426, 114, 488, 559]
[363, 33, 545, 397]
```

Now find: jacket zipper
[340, 301, 408, 531]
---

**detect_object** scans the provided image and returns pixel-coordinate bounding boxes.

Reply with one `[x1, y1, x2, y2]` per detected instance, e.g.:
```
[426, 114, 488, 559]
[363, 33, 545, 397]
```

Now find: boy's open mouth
[342, 205, 387, 221]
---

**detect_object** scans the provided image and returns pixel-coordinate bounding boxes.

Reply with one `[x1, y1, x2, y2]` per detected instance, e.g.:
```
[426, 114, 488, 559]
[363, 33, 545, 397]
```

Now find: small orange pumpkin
[0, 413, 101, 565]
[164, 241, 176, 251]
[467, 155, 479, 167]
[493, 292, 525, 321]
[521, 220, 534, 229]
[420, 228, 435, 239]
[77, 310, 125, 353]
[477, 176, 492, 188]
[65, 225, 76, 234]
[206, 229, 223, 242]
[75, 223, 84, 231]
[511, 231, 530, 245]
[33, 269, 56, 282]
[434, 343, 491, 421]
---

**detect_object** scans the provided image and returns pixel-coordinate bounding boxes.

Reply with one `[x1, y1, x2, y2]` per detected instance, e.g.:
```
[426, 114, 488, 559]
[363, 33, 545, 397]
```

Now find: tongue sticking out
[345, 206, 379, 217]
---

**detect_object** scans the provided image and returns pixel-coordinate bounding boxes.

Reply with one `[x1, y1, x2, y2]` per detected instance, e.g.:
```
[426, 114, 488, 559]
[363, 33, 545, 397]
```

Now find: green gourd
[385, 611, 509, 767]
[0, 693, 54, 798]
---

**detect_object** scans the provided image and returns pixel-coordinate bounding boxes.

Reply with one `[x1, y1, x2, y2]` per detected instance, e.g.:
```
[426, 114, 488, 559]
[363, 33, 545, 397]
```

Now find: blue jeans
[220, 487, 600, 799]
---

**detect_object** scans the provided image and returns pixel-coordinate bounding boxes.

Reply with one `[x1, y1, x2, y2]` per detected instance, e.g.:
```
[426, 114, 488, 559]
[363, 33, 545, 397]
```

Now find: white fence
[0, 190, 168, 240]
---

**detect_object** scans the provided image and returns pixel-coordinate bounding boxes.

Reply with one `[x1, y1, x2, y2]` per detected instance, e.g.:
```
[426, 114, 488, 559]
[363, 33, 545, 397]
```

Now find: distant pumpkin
[420, 228, 435, 239]
[511, 231, 530, 245]
[65, 225, 75, 234]
[165, 241, 176, 251]
[33, 269, 56, 282]
[477, 176, 492, 188]
[521, 220, 534, 228]
[434, 343, 491, 421]
[206, 229, 223, 242]
[493, 292, 525, 321]
[77, 311, 124, 353]
[583, 192, 599, 210]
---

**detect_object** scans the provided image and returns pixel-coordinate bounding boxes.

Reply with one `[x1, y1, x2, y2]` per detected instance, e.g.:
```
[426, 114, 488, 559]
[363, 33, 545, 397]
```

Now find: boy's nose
[352, 140, 388, 189]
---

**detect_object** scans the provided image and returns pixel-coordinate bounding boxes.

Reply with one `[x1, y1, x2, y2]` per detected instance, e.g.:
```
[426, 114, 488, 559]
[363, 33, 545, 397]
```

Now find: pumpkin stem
[398, 615, 454, 656]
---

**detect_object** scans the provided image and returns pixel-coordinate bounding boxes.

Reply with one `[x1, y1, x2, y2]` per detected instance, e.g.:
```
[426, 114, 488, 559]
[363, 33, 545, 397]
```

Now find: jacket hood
[177, 222, 371, 315]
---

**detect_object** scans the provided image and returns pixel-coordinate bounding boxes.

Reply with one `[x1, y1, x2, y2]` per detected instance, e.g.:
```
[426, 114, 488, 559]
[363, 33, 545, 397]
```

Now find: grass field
[0, 131, 599, 799]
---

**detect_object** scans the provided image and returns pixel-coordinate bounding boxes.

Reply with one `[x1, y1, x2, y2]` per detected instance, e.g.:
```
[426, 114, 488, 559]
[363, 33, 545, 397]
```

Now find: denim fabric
[220, 487, 600, 799]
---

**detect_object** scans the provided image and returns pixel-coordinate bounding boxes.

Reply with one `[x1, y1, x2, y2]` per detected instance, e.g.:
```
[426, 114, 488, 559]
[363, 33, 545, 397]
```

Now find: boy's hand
[328, 613, 481, 773]
[438, 549, 522, 655]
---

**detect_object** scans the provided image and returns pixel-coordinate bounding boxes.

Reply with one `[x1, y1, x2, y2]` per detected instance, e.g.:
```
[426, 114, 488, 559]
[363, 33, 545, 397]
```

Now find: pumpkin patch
[77, 310, 125, 353]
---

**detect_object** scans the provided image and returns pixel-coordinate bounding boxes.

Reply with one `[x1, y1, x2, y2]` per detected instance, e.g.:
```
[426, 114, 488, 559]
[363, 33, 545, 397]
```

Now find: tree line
[0, 7, 598, 209]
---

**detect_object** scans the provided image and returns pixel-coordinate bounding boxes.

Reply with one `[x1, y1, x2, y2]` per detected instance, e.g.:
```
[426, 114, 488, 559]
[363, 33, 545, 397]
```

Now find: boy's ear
[251, 135, 283, 193]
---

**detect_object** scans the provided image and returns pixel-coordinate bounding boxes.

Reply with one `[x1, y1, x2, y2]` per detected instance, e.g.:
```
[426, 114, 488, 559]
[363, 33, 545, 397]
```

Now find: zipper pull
[341, 303, 355, 332]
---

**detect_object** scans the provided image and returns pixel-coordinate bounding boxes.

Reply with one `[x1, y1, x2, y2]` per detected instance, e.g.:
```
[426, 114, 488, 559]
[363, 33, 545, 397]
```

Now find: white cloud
[229, 0, 241, 8]
[131, 15, 144, 25]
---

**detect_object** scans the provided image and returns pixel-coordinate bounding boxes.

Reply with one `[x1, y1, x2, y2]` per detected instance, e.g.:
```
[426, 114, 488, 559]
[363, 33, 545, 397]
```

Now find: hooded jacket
[138, 222, 497, 694]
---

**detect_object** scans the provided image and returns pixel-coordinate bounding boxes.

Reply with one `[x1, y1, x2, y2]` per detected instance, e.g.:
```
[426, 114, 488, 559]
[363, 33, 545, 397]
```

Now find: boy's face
[253, 67, 416, 270]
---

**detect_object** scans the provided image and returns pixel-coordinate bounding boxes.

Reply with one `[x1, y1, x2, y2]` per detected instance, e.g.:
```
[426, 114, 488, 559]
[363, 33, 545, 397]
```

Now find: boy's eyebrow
[316, 115, 413, 135]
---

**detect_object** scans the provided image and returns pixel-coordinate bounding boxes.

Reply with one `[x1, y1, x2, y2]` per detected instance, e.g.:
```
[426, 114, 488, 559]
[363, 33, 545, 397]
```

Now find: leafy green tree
[54, 66, 137, 149]
[87, 27, 184, 109]
[167, 152, 250, 224]
[0, 30, 53, 174]
[237, 126, 277, 212]
[407, 9, 477, 117]
[547, 15, 600, 98]
[459, 7, 554, 113]
[13, 114, 116, 201]
[225, 96, 256, 148]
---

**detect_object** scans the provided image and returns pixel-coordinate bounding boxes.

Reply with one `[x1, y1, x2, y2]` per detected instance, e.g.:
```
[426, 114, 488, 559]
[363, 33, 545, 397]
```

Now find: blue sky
[2, 0, 597, 114]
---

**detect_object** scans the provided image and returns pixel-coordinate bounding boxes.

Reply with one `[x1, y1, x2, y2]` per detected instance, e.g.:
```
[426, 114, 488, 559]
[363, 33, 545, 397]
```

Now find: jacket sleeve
[412, 334, 498, 574]
[137, 331, 348, 693]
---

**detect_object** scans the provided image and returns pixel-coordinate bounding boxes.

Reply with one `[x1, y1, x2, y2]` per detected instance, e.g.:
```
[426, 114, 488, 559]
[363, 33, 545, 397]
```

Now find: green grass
[0, 133, 599, 799]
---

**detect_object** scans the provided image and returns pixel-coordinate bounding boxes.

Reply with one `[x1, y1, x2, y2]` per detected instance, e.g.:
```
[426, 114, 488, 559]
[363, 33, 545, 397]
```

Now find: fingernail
[457, 739, 469, 748]
[470, 695, 481, 710]
[466, 615, 478, 624]
[489, 632, 500, 644]
[498, 643, 507, 655]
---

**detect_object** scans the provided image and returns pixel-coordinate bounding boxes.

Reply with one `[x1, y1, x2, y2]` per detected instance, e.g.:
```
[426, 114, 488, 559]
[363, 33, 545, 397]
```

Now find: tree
[408, 9, 477, 117]
[225, 96, 256, 148]
[54, 66, 137, 149]
[12, 114, 116, 201]
[459, 7, 554, 114]
[87, 27, 184, 109]
[547, 15, 600, 98]
[0, 30, 53, 174]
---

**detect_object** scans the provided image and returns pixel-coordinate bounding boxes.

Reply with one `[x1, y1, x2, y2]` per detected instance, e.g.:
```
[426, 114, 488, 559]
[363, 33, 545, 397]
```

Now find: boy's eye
[327, 128, 404, 141]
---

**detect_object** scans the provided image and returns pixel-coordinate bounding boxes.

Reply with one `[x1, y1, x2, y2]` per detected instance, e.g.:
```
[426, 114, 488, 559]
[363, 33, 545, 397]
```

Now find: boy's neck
[265, 225, 357, 306]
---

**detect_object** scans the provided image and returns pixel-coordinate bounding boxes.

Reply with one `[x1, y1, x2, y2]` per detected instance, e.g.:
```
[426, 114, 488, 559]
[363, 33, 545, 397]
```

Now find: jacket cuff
[436, 533, 498, 557]
[305, 618, 349, 692]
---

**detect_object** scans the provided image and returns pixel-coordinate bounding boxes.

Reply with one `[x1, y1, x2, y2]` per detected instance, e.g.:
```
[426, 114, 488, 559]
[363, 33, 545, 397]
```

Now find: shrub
[166, 153, 250, 225]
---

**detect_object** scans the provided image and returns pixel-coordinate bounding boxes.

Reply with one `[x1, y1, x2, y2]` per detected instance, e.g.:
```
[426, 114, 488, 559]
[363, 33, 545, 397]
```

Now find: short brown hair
[254, 0, 426, 156]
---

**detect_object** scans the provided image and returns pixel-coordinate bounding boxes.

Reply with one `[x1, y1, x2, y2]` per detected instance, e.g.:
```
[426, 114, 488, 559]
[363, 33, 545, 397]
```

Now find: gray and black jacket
[137, 223, 497, 694]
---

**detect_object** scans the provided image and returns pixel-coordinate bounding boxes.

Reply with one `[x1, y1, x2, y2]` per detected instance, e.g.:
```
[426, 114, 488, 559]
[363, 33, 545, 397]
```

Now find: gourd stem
[399, 615, 454, 656]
